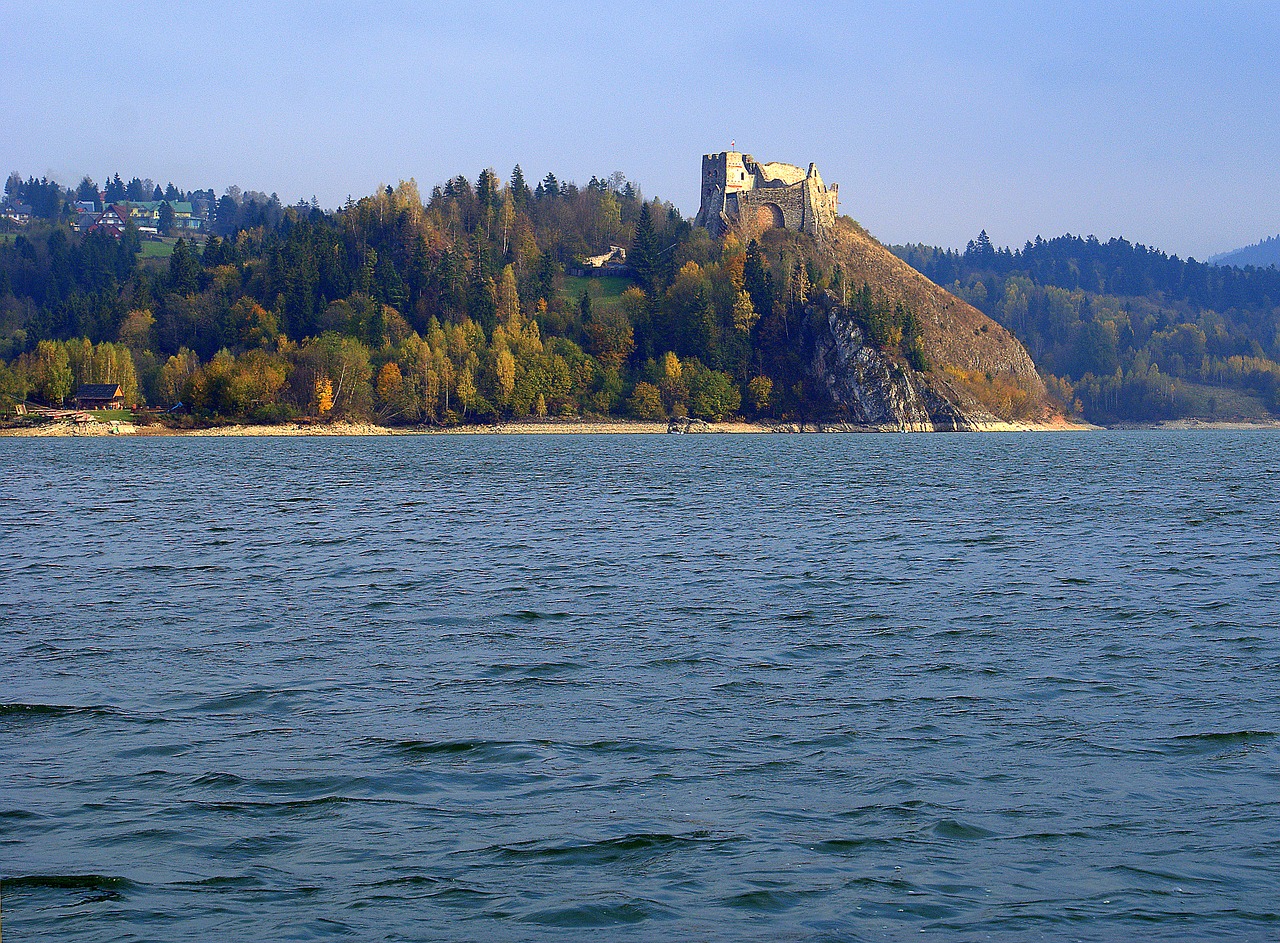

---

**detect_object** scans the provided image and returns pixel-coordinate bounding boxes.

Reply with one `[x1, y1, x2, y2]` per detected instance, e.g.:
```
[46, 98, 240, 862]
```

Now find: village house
[1, 202, 33, 225]
[74, 384, 125, 410]
[72, 212, 101, 234]
[127, 200, 204, 233]
[91, 204, 131, 237]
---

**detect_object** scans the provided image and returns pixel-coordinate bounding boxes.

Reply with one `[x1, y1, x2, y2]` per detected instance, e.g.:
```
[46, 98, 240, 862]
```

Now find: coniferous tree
[510, 165, 531, 211]
[168, 239, 200, 295]
[630, 201, 659, 291]
[75, 177, 100, 205]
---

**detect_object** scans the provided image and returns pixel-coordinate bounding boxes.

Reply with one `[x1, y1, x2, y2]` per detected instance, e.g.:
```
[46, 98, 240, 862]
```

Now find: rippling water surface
[2, 431, 1278, 941]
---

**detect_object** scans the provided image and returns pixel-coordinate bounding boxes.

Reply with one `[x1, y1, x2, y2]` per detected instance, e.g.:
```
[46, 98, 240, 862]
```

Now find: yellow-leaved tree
[495, 347, 516, 406]
[748, 376, 773, 414]
[315, 376, 334, 415]
[660, 351, 688, 416]
[376, 362, 404, 409]
[159, 349, 200, 405]
[456, 367, 477, 416]
[497, 265, 521, 330]
[732, 290, 758, 333]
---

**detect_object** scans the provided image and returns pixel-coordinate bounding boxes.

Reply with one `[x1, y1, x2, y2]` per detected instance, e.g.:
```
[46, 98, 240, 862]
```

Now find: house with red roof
[91, 204, 131, 238]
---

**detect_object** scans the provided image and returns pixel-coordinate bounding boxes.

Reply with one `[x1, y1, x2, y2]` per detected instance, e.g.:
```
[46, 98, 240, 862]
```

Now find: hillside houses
[77, 200, 205, 238]
[57, 198, 204, 240]
[1, 202, 33, 225]
[126, 200, 204, 233]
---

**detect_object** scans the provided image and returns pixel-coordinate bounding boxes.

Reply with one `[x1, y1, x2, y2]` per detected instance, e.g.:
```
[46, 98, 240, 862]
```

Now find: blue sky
[2, 0, 1277, 258]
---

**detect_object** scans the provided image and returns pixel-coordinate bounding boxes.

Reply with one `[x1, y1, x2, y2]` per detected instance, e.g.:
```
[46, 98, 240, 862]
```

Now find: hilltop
[1208, 234, 1280, 269]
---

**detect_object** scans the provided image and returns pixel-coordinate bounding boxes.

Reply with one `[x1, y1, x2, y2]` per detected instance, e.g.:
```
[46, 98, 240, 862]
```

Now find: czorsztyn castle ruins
[694, 150, 839, 241]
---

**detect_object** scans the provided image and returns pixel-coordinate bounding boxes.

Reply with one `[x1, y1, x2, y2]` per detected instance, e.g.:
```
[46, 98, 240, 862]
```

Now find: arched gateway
[754, 203, 785, 231]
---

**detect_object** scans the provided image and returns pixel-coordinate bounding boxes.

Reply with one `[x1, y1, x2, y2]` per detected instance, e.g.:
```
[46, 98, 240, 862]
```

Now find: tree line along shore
[2, 166, 1278, 431]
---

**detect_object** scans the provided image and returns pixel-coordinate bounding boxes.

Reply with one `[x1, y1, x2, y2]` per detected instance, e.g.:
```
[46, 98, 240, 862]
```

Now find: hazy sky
[3, 1, 1277, 258]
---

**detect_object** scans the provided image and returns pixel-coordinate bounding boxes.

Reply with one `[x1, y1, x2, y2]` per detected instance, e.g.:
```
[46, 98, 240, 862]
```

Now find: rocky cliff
[808, 219, 1055, 430]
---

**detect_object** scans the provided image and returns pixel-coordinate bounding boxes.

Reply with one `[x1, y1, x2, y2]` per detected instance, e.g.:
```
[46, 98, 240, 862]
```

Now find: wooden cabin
[74, 384, 125, 410]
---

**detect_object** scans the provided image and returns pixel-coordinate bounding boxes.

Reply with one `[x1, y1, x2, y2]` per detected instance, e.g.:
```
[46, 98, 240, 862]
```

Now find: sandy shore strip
[1, 416, 1102, 437]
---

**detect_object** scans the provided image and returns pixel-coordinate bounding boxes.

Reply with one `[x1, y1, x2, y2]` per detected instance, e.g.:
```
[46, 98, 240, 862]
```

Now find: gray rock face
[667, 416, 713, 434]
[811, 303, 994, 432]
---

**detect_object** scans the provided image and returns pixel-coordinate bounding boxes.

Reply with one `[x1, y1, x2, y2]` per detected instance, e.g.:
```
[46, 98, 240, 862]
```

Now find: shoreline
[1, 415, 1105, 437]
[9, 414, 1280, 438]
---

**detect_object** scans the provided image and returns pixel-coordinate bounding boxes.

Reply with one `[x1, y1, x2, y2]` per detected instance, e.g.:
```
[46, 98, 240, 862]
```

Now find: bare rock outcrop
[810, 302, 994, 430]
[804, 218, 1056, 429]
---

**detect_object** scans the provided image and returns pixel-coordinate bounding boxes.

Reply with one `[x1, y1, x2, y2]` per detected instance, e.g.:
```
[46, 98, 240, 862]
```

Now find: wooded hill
[895, 233, 1280, 423]
[0, 167, 1051, 427]
[1209, 235, 1280, 270]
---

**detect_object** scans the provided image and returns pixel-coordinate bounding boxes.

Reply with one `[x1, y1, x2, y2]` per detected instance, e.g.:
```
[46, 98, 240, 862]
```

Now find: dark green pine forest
[895, 233, 1280, 423]
[2, 166, 1278, 427]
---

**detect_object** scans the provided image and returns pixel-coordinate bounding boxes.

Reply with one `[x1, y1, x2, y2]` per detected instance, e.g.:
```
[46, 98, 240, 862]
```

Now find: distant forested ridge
[1209, 235, 1280, 270]
[894, 233, 1280, 423]
[0, 168, 880, 425]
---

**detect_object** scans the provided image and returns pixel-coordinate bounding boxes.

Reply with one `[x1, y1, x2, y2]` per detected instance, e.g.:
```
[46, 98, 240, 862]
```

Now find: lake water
[2, 431, 1278, 942]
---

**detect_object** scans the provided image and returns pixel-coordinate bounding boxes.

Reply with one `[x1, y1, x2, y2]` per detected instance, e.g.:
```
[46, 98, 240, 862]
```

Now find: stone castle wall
[695, 151, 838, 241]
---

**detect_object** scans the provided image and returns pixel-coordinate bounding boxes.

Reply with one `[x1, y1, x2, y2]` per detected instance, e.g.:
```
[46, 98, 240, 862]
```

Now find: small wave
[132, 563, 228, 574]
[485, 661, 580, 678]
[184, 795, 378, 818]
[175, 875, 261, 889]
[370, 874, 445, 889]
[644, 655, 707, 667]
[812, 837, 895, 854]
[721, 887, 826, 912]
[569, 739, 667, 757]
[4, 873, 134, 892]
[393, 738, 485, 755]
[1011, 829, 1092, 842]
[0, 808, 41, 821]
[380, 738, 538, 763]
[0, 702, 156, 724]
[933, 818, 996, 840]
[506, 610, 572, 621]
[522, 900, 661, 927]
[192, 689, 294, 712]
[486, 831, 733, 865]
[1165, 730, 1276, 754]
[0, 702, 96, 718]
[116, 742, 190, 759]
[192, 771, 246, 787]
